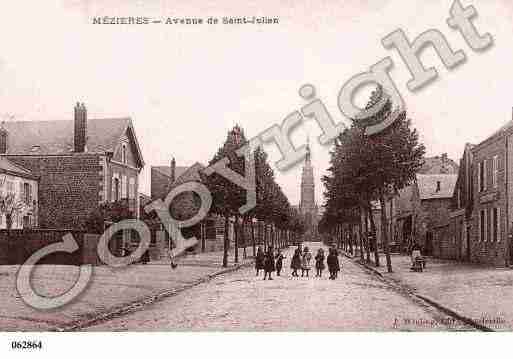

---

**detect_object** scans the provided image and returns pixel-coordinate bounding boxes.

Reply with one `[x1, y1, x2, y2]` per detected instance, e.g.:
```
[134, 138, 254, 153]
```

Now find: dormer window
[121, 143, 127, 164]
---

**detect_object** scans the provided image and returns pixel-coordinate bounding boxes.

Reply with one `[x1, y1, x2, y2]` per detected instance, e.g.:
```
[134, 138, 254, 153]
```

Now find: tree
[321, 86, 425, 272]
[206, 125, 248, 267]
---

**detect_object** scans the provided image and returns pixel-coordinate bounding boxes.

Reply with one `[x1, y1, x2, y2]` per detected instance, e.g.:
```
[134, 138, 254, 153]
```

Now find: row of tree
[319, 86, 425, 272]
[206, 124, 305, 267]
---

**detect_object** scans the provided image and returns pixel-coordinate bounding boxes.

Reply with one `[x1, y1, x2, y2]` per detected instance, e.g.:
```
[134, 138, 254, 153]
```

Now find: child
[327, 248, 340, 280]
[275, 249, 285, 276]
[315, 248, 325, 277]
[301, 246, 312, 277]
[263, 246, 275, 280]
[290, 248, 301, 277]
[255, 246, 265, 276]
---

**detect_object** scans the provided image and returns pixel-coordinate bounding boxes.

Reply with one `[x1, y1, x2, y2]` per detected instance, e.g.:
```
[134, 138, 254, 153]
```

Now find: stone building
[413, 173, 457, 256]
[468, 118, 511, 266]
[379, 154, 459, 253]
[446, 143, 475, 261]
[150, 159, 226, 254]
[299, 141, 319, 240]
[0, 103, 144, 229]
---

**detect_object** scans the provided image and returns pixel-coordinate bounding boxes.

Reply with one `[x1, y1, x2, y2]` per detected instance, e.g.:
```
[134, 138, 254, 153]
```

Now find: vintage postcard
[0, 0, 511, 356]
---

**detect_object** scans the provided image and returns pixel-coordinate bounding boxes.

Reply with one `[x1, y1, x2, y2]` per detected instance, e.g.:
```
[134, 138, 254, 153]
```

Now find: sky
[0, 0, 511, 206]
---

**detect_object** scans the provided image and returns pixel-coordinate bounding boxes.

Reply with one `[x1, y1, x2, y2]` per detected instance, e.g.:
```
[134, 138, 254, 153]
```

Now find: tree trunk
[379, 196, 393, 273]
[242, 217, 247, 259]
[368, 204, 380, 267]
[264, 223, 268, 249]
[271, 224, 275, 248]
[223, 215, 229, 267]
[364, 209, 371, 263]
[251, 218, 256, 257]
[201, 221, 207, 253]
[234, 215, 239, 264]
[359, 208, 365, 262]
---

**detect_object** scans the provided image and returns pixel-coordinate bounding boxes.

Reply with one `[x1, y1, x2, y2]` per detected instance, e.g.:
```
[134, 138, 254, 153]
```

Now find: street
[85, 242, 473, 331]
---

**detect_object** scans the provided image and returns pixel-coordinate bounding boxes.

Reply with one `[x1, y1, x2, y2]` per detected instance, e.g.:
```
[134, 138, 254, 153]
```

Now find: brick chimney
[0, 123, 8, 154]
[170, 157, 176, 184]
[74, 102, 87, 152]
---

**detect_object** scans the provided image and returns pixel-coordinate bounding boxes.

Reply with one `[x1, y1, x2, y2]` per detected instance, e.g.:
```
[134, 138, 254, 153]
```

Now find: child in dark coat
[327, 248, 340, 280]
[263, 247, 275, 280]
[290, 248, 302, 277]
[275, 249, 285, 276]
[255, 246, 265, 276]
[315, 248, 325, 277]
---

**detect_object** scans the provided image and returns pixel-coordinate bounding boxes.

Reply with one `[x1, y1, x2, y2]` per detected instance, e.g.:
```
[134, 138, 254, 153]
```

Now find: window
[121, 175, 127, 199]
[6, 180, 14, 194]
[114, 178, 120, 201]
[121, 144, 127, 164]
[23, 183, 31, 204]
[478, 160, 486, 192]
[129, 178, 135, 199]
[436, 181, 441, 192]
[492, 155, 498, 188]
[492, 207, 501, 242]
[479, 209, 485, 242]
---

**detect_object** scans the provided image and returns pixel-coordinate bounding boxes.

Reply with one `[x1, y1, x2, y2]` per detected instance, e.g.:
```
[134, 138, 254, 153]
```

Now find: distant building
[0, 103, 144, 229]
[413, 173, 458, 256]
[298, 141, 319, 241]
[378, 154, 459, 253]
[446, 143, 475, 261]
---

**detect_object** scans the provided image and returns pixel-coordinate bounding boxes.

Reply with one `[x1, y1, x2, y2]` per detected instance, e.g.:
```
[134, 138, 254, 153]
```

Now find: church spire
[305, 136, 311, 164]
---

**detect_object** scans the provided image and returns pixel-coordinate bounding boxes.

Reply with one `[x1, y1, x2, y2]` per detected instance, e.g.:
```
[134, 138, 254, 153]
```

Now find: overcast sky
[0, 0, 511, 206]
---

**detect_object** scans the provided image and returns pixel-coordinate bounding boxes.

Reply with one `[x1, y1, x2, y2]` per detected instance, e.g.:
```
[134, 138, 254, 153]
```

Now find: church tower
[299, 139, 318, 240]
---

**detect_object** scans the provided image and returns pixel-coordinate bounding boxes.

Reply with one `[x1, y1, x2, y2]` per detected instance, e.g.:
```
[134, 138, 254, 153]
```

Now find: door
[425, 231, 433, 256]
[466, 224, 471, 262]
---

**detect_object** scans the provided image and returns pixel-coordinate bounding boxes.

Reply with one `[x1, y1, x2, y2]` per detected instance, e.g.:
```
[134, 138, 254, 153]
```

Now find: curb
[414, 293, 493, 332]
[344, 252, 493, 332]
[54, 260, 254, 332]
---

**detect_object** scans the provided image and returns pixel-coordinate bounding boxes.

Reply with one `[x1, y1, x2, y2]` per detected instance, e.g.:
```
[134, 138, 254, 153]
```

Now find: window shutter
[111, 177, 116, 202]
[478, 211, 481, 242]
[477, 163, 481, 193]
[498, 207, 501, 242]
[483, 159, 487, 190]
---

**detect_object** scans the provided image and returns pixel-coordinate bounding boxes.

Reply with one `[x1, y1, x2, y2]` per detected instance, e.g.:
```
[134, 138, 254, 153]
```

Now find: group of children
[255, 245, 341, 280]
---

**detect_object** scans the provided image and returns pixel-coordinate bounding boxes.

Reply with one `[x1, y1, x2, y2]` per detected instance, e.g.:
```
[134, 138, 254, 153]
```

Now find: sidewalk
[0, 247, 255, 331]
[348, 252, 513, 330]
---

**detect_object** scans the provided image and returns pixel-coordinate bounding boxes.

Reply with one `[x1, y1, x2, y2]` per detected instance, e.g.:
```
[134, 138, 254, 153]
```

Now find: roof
[152, 165, 188, 179]
[1, 118, 144, 166]
[152, 162, 206, 188]
[419, 155, 459, 174]
[0, 156, 38, 180]
[172, 162, 205, 187]
[416, 174, 458, 200]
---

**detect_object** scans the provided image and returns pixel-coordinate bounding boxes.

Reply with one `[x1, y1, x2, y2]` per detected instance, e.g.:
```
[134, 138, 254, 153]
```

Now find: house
[447, 143, 475, 262]
[413, 173, 458, 256]
[376, 154, 459, 253]
[0, 157, 39, 229]
[0, 103, 144, 230]
[150, 159, 225, 253]
[468, 116, 512, 266]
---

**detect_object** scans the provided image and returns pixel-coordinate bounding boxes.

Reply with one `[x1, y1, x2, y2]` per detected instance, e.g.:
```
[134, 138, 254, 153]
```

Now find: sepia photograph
[0, 0, 512, 357]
